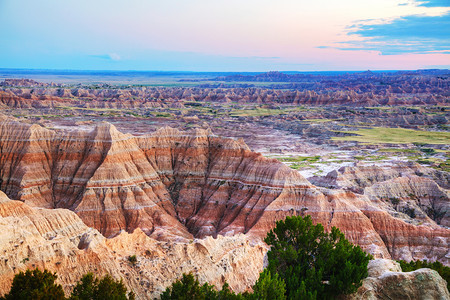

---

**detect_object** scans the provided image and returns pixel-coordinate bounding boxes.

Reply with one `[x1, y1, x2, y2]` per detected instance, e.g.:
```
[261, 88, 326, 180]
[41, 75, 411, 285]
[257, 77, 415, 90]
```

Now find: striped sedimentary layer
[0, 116, 448, 264]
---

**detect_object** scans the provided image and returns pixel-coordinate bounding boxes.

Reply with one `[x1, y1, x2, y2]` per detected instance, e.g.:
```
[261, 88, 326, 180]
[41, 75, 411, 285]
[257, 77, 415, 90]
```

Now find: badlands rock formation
[309, 164, 450, 227]
[0, 78, 50, 87]
[0, 191, 266, 298]
[309, 163, 450, 192]
[0, 116, 448, 265]
[2, 192, 447, 299]
[1, 71, 448, 109]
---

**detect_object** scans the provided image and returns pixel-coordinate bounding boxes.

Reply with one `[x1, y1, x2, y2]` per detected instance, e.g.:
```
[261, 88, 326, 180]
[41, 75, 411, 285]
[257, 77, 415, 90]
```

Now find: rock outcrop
[344, 259, 450, 300]
[309, 163, 450, 192]
[0, 117, 448, 264]
[0, 78, 49, 87]
[310, 164, 450, 227]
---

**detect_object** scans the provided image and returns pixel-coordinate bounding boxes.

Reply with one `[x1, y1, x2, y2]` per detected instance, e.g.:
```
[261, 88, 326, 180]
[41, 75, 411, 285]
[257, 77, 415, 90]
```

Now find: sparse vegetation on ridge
[128, 255, 137, 265]
[276, 156, 321, 170]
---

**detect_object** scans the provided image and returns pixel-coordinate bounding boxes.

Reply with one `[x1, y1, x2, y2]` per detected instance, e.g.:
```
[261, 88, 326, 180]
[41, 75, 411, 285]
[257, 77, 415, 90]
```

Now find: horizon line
[1, 67, 449, 74]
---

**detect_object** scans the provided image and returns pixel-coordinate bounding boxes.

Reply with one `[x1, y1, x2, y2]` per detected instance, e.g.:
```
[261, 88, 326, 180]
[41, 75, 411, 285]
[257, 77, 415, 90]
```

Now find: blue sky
[342, 13, 450, 55]
[0, 0, 449, 71]
[417, 0, 449, 7]
[342, 0, 450, 55]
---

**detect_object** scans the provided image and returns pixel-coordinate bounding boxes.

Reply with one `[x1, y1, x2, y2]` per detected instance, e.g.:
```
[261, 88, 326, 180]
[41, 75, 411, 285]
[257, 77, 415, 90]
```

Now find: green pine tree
[160, 273, 219, 300]
[264, 215, 372, 299]
[250, 270, 286, 300]
[1, 268, 65, 300]
[70, 273, 134, 300]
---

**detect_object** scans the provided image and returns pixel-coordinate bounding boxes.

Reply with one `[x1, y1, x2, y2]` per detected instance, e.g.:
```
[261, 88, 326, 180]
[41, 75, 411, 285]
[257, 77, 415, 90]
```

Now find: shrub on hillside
[247, 270, 286, 300]
[160, 273, 243, 300]
[128, 255, 137, 265]
[70, 273, 134, 300]
[1, 270, 134, 300]
[0, 268, 65, 300]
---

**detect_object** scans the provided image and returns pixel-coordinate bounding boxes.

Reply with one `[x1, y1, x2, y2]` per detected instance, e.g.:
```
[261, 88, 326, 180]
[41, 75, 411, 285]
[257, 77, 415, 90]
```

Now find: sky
[0, 0, 449, 71]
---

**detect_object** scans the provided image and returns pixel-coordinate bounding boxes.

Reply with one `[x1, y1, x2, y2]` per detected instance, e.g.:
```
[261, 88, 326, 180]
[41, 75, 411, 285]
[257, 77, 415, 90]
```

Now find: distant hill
[212, 69, 450, 83]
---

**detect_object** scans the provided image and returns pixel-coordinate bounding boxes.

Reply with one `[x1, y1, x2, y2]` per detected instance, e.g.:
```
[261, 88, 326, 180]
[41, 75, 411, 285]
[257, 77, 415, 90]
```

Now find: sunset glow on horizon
[0, 0, 449, 71]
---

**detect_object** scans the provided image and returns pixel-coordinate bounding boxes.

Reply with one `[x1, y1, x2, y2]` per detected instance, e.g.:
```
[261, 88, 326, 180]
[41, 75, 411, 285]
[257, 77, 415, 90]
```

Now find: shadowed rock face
[0, 116, 448, 264]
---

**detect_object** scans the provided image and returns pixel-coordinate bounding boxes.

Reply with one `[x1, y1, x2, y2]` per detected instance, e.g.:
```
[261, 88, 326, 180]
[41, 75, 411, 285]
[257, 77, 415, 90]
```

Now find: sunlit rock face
[0, 116, 448, 265]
